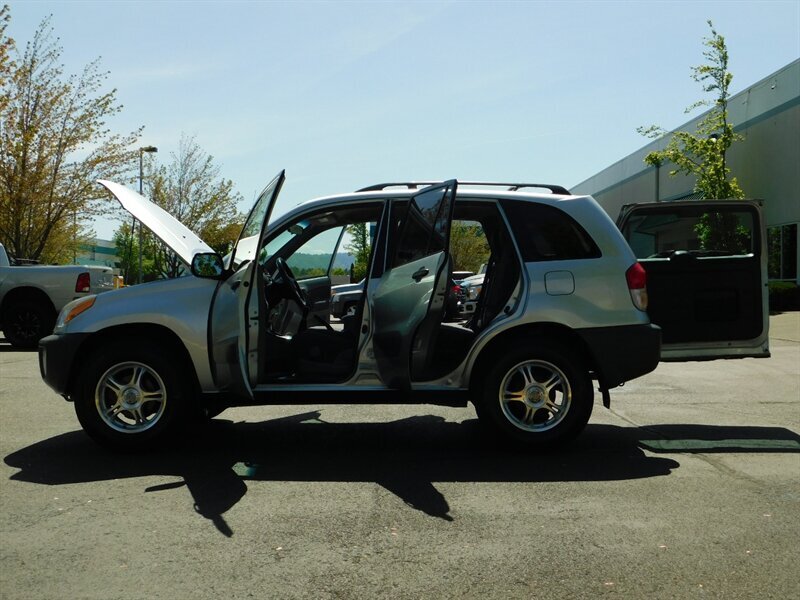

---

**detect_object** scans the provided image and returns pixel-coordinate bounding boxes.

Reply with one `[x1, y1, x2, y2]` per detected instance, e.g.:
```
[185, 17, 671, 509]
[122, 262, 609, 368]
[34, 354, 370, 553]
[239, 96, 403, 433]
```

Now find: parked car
[455, 273, 485, 319]
[0, 243, 115, 348]
[330, 279, 365, 318]
[38, 175, 769, 450]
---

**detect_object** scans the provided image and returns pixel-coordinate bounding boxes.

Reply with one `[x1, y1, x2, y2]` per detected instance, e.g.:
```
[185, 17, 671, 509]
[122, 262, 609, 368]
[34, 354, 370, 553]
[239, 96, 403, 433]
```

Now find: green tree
[113, 221, 159, 284]
[638, 21, 744, 201]
[0, 6, 13, 113]
[449, 221, 490, 273]
[638, 21, 748, 252]
[0, 9, 141, 262]
[344, 222, 371, 282]
[144, 134, 244, 279]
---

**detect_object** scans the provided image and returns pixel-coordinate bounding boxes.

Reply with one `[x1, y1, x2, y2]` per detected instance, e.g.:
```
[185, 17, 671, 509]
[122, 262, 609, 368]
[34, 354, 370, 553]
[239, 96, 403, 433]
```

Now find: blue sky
[7, 1, 800, 239]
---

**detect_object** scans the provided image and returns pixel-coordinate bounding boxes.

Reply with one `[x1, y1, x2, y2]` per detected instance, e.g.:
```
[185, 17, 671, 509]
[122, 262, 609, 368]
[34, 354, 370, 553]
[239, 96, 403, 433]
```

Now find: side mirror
[191, 252, 225, 278]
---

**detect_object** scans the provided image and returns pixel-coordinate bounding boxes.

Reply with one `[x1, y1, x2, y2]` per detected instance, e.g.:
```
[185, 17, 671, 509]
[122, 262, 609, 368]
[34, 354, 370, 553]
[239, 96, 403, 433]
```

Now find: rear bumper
[38, 333, 89, 397]
[578, 323, 661, 388]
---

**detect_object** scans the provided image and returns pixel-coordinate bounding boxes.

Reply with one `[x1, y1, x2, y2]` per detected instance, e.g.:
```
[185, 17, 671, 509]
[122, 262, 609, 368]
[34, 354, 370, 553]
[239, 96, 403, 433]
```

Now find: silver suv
[38, 173, 769, 449]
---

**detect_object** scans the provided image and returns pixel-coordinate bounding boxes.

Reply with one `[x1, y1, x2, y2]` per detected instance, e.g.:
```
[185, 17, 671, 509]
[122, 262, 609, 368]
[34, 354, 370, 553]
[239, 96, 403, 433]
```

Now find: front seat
[290, 294, 365, 382]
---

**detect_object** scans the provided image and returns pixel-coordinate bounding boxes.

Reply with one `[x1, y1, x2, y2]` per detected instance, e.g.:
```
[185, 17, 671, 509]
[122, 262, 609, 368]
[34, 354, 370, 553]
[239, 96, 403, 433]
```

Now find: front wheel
[74, 341, 189, 450]
[476, 344, 593, 447]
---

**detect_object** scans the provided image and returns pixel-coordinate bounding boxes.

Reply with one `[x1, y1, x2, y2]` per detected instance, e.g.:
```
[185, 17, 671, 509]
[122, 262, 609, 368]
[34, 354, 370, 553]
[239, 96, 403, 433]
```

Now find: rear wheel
[4, 301, 55, 348]
[74, 340, 189, 450]
[476, 343, 593, 447]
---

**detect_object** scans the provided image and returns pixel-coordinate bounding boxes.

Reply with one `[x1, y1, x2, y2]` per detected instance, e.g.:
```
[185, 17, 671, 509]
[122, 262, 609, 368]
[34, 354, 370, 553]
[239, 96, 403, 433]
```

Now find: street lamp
[137, 145, 158, 284]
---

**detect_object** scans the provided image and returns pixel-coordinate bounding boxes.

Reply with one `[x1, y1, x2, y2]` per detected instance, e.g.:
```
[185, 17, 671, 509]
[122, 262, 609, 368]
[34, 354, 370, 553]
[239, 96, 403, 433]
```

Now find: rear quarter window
[500, 199, 601, 262]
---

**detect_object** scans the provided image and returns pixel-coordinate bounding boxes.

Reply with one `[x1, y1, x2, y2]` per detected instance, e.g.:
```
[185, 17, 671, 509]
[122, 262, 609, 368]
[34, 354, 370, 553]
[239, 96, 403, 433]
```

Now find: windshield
[258, 222, 309, 266]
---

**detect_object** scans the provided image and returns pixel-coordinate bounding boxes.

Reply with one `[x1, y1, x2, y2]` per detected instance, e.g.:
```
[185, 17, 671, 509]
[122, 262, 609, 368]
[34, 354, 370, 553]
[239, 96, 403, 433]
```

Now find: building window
[767, 223, 798, 280]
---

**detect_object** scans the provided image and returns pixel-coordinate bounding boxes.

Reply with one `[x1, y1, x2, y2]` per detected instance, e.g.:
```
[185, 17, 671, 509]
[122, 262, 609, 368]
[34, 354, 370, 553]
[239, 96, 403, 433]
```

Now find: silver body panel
[64, 276, 218, 389]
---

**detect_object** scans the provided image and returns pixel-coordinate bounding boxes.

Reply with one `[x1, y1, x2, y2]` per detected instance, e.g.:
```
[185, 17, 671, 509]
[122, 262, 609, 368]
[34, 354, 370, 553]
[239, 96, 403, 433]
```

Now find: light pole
[137, 145, 158, 284]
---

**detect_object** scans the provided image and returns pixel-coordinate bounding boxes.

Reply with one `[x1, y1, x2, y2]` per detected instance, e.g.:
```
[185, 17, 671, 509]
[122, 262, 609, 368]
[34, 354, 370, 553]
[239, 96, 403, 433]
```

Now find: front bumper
[39, 333, 90, 397]
[578, 323, 661, 389]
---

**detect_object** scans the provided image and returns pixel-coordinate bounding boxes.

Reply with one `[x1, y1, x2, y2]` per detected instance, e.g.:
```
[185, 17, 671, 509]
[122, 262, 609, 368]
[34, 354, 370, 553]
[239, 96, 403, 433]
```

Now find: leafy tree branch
[637, 20, 745, 201]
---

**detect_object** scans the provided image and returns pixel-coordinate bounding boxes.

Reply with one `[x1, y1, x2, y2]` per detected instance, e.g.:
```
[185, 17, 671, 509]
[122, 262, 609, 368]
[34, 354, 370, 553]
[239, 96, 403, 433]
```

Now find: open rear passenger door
[371, 181, 457, 389]
[618, 200, 769, 360]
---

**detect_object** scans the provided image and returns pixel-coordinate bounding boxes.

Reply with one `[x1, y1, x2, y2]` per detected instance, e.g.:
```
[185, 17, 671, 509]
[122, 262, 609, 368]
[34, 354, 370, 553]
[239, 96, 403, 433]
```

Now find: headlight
[54, 296, 96, 333]
[466, 284, 482, 300]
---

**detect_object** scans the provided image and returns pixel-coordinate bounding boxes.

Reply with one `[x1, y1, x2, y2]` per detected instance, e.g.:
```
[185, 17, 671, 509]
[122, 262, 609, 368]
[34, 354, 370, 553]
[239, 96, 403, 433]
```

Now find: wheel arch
[468, 322, 599, 395]
[67, 323, 200, 398]
[0, 286, 56, 321]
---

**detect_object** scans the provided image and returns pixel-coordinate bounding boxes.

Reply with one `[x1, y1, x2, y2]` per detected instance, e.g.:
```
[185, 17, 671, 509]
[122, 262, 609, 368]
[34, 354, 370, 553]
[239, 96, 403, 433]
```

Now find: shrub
[768, 281, 800, 312]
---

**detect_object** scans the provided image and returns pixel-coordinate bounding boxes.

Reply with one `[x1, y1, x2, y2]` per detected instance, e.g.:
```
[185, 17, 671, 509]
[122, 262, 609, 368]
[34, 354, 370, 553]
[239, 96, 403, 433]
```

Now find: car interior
[257, 198, 521, 386]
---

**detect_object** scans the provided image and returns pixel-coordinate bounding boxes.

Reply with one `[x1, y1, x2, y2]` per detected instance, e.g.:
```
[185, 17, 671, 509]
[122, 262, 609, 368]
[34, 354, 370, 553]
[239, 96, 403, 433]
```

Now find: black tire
[3, 301, 55, 349]
[74, 340, 189, 451]
[475, 343, 593, 447]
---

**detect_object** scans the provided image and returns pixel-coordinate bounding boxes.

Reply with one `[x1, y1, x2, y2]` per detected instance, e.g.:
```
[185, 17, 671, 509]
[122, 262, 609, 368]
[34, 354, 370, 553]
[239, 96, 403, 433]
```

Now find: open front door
[371, 181, 457, 389]
[618, 200, 769, 360]
[210, 171, 285, 398]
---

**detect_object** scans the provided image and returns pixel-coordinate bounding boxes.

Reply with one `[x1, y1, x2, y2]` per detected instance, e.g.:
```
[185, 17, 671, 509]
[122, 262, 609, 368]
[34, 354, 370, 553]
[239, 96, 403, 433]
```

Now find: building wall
[573, 60, 799, 282]
[76, 239, 121, 271]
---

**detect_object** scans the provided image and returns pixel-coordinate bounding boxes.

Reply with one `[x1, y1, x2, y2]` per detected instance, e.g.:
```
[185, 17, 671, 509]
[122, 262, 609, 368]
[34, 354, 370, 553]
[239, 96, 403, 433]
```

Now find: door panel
[209, 261, 257, 396]
[618, 200, 769, 359]
[210, 171, 285, 397]
[372, 181, 457, 388]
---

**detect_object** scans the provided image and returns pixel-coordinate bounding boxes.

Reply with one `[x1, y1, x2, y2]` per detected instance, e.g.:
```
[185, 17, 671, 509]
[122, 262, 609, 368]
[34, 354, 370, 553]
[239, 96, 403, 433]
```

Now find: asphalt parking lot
[1, 313, 798, 600]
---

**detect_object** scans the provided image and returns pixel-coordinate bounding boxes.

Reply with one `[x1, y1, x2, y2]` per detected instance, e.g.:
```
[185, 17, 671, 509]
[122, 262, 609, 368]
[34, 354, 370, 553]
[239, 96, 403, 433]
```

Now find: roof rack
[355, 181, 571, 195]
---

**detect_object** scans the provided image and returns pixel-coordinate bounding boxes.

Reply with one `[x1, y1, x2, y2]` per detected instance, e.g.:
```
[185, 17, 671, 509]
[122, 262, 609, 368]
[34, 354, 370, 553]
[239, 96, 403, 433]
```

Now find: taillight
[75, 272, 91, 293]
[451, 284, 461, 295]
[625, 262, 648, 311]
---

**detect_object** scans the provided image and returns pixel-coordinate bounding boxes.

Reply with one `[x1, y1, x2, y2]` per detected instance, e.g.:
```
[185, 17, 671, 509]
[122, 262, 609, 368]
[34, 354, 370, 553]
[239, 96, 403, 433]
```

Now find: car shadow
[5, 413, 797, 536]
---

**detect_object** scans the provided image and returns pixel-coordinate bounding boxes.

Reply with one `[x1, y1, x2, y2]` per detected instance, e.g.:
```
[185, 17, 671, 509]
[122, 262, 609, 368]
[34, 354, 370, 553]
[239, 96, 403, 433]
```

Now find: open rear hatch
[618, 200, 769, 361]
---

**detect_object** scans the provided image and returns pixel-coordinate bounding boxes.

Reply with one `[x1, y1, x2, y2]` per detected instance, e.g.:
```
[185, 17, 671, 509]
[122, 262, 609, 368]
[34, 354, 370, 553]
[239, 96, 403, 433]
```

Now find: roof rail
[355, 181, 571, 195]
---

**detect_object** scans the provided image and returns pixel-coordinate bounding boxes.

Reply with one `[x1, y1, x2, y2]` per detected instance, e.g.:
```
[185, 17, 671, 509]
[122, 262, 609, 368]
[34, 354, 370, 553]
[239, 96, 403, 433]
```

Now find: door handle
[411, 267, 429, 282]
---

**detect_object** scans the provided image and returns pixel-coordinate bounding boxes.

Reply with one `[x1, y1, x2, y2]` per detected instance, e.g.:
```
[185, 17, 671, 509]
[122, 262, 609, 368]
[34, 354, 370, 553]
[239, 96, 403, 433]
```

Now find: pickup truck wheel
[3, 301, 55, 349]
[477, 344, 593, 447]
[74, 341, 187, 450]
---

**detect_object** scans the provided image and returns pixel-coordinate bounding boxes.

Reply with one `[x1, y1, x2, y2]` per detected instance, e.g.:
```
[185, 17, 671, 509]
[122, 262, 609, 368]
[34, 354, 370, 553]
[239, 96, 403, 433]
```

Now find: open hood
[98, 180, 214, 266]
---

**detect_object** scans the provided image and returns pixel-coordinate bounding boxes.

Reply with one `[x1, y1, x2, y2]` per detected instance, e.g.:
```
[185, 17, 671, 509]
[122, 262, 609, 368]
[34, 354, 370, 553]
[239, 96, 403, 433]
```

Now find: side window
[501, 200, 601, 262]
[393, 184, 454, 267]
[623, 208, 755, 259]
[286, 226, 344, 280]
[261, 203, 385, 279]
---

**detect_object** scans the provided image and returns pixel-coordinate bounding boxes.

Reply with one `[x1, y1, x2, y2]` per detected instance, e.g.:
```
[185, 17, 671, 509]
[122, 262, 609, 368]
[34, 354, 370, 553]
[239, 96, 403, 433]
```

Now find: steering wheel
[273, 257, 308, 311]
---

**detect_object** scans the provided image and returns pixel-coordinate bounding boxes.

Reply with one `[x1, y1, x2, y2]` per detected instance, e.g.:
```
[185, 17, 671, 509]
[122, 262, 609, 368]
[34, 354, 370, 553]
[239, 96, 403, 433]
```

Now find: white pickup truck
[0, 243, 115, 348]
